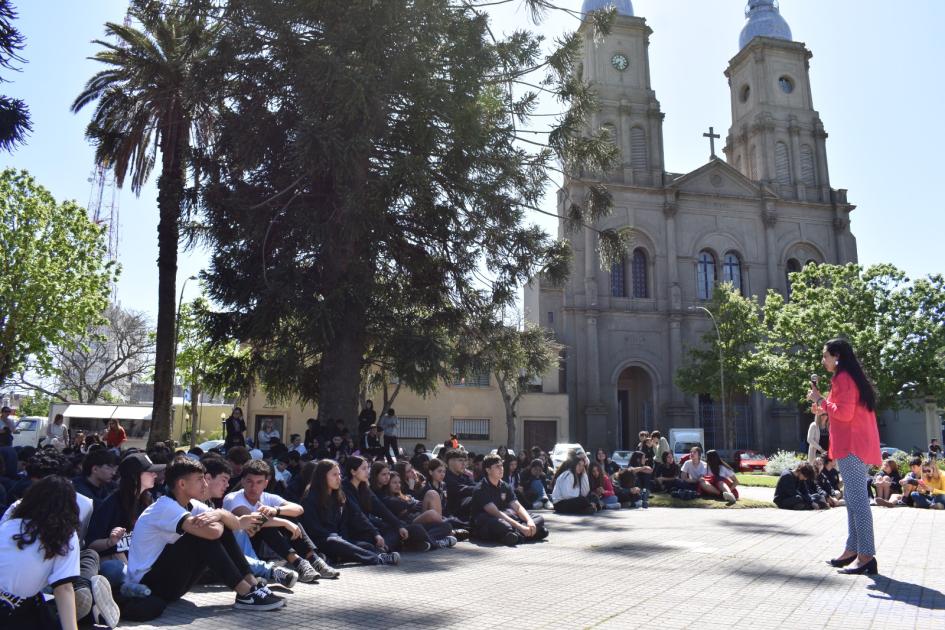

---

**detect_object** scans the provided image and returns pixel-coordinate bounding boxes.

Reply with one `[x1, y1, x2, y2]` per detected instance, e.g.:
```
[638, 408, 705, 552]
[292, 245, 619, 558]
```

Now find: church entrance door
[616, 366, 653, 449]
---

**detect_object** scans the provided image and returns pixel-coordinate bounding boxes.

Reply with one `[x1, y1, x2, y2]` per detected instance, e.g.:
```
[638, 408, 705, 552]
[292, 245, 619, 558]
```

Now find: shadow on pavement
[735, 564, 843, 585]
[585, 540, 680, 558]
[716, 519, 812, 537]
[866, 575, 945, 609]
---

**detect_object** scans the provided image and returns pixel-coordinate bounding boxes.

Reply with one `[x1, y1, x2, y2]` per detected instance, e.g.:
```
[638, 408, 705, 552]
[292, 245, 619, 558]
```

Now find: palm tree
[72, 0, 220, 446]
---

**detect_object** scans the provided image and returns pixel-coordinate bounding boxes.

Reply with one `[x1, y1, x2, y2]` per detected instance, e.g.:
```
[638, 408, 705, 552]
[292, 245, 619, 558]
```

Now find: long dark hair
[370, 461, 390, 494]
[825, 338, 876, 411]
[305, 459, 346, 510]
[705, 450, 732, 477]
[118, 470, 153, 528]
[588, 461, 605, 492]
[343, 455, 372, 511]
[12, 476, 79, 560]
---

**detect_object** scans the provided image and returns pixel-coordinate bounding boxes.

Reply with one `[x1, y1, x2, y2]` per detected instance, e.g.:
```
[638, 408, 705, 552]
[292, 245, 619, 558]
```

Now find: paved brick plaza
[125, 506, 944, 630]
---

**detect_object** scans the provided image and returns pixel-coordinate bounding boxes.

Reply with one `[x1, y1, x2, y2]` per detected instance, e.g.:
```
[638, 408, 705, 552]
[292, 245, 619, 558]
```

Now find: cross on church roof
[703, 126, 720, 159]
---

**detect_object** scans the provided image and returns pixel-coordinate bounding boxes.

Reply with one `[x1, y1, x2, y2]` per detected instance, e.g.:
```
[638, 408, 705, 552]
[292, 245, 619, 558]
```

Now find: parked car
[669, 428, 705, 465]
[550, 443, 586, 470]
[12, 416, 47, 448]
[611, 450, 632, 469]
[198, 439, 226, 453]
[431, 443, 465, 459]
[879, 443, 906, 458]
[734, 450, 769, 472]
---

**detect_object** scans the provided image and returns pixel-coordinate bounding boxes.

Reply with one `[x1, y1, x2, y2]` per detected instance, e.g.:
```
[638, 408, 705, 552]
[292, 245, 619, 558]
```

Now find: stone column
[814, 119, 831, 200]
[663, 201, 692, 425]
[762, 202, 780, 293]
[788, 118, 804, 201]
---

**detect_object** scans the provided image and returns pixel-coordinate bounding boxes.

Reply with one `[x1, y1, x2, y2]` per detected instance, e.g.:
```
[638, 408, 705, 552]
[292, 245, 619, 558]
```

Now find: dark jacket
[444, 469, 476, 516]
[342, 480, 404, 532]
[300, 489, 378, 544]
[774, 470, 812, 507]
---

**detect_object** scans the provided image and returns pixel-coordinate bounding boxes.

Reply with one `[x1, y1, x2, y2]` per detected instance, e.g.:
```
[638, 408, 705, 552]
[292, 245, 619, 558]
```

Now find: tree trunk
[317, 322, 366, 431]
[190, 381, 199, 449]
[149, 121, 186, 448]
[496, 375, 517, 450]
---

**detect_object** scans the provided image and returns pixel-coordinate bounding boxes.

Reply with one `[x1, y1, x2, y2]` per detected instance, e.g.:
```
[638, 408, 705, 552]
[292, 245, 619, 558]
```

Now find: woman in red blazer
[808, 338, 881, 575]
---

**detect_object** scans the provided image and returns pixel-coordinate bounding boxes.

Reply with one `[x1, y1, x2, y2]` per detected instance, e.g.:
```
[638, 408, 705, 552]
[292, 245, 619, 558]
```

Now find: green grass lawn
[736, 473, 778, 488]
[647, 494, 775, 509]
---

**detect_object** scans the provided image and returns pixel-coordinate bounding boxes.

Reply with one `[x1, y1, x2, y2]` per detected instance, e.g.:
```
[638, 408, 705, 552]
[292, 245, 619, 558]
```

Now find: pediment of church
[668, 158, 778, 200]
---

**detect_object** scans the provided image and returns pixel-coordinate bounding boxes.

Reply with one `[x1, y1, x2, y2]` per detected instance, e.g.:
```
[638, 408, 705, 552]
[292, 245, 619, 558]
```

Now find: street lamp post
[173, 275, 198, 444]
[689, 305, 726, 448]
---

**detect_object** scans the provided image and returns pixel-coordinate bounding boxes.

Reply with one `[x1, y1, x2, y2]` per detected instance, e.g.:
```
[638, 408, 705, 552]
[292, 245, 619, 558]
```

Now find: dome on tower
[739, 0, 793, 50]
[582, 0, 634, 17]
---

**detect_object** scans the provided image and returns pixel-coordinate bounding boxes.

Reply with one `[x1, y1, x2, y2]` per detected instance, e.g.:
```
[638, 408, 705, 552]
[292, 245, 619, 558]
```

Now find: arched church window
[611, 256, 627, 298]
[696, 250, 716, 300]
[786, 258, 801, 297]
[722, 252, 743, 295]
[800, 144, 816, 187]
[630, 126, 648, 170]
[631, 248, 648, 298]
[775, 141, 792, 185]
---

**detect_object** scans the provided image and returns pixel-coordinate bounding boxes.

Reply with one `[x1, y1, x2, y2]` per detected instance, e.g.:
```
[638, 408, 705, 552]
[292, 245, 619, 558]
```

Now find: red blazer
[824, 371, 882, 466]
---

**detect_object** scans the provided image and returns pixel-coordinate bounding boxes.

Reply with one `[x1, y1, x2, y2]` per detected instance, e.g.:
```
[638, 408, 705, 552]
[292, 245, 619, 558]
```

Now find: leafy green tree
[197, 0, 622, 424]
[73, 0, 223, 445]
[473, 320, 560, 450]
[0, 169, 114, 386]
[176, 297, 247, 447]
[16, 392, 51, 417]
[758, 263, 945, 410]
[675, 284, 764, 450]
[0, 1, 30, 151]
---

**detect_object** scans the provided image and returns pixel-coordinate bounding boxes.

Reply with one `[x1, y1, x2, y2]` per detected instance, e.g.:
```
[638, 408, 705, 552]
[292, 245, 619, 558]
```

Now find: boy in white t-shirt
[223, 459, 339, 582]
[126, 457, 284, 612]
[680, 447, 708, 484]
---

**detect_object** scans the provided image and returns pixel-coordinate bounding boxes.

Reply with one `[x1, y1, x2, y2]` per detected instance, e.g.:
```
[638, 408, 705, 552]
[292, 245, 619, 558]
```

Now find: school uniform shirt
[299, 491, 377, 543]
[470, 478, 518, 521]
[73, 476, 115, 507]
[2, 493, 94, 545]
[126, 496, 211, 584]
[551, 470, 590, 502]
[680, 459, 708, 481]
[0, 519, 80, 597]
[222, 489, 287, 514]
[444, 470, 476, 515]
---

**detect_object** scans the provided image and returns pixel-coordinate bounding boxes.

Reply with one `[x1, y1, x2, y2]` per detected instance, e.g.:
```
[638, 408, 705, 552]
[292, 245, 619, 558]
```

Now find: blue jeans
[235, 530, 273, 579]
[528, 480, 547, 500]
[911, 492, 945, 509]
[100, 558, 126, 589]
[601, 494, 619, 507]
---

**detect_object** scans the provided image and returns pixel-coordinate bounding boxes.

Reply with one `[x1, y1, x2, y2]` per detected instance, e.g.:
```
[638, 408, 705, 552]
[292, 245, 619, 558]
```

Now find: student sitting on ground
[652, 451, 682, 493]
[679, 446, 707, 489]
[698, 450, 739, 504]
[551, 455, 599, 514]
[887, 457, 924, 507]
[72, 448, 118, 507]
[518, 459, 552, 509]
[201, 456, 299, 588]
[774, 462, 823, 510]
[504, 457, 522, 497]
[470, 454, 548, 546]
[871, 458, 902, 505]
[394, 461, 427, 500]
[0, 476, 84, 630]
[299, 460, 400, 566]
[125, 457, 285, 611]
[444, 450, 476, 522]
[588, 462, 620, 509]
[912, 460, 945, 509]
[418, 459, 469, 541]
[594, 448, 620, 476]
[223, 459, 337, 582]
[343, 456, 439, 552]
[381, 473, 456, 548]
[614, 451, 653, 507]
[812, 457, 844, 508]
[360, 425, 386, 461]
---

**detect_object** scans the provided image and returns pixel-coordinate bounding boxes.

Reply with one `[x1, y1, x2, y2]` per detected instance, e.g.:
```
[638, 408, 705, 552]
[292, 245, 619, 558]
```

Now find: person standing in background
[224, 407, 247, 450]
[378, 409, 399, 466]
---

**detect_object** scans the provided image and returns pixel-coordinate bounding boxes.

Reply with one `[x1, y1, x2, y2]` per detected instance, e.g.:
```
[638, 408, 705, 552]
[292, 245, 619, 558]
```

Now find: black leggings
[379, 522, 436, 551]
[318, 535, 385, 566]
[472, 513, 547, 543]
[142, 529, 250, 602]
[553, 496, 595, 514]
[250, 521, 317, 561]
[775, 496, 811, 510]
[383, 435, 399, 465]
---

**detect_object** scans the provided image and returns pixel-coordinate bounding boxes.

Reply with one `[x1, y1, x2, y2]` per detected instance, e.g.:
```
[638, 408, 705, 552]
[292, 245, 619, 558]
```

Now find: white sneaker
[722, 491, 737, 504]
[931, 503, 945, 510]
[91, 575, 120, 628]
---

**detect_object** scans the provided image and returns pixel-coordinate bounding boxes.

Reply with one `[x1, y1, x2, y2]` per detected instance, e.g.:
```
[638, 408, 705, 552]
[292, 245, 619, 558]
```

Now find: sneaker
[234, 586, 285, 611]
[722, 491, 737, 505]
[533, 527, 550, 541]
[272, 565, 299, 588]
[292, 557, 320, 583]
[378, 552, 400, 566]
[501, 531, 521, 546]
[532, 500, 543, 510]
[416, 541, 432, 552]
[542, 498, 551, 509]
[436, 535, 458, 549]
[74, 585, 93, 620]
[633, 500, 643, 509]
[452, 528, 470, 542]
[120, 581, 152, 599]
[604, 503, 621, 510]
[931, 503, 945, 510]
[310, 556, 340, 579]
[91, 575, 121, 628]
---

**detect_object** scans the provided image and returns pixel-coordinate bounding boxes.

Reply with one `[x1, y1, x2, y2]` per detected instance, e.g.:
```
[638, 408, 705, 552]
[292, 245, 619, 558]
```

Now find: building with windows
[525, 0, 859, 452]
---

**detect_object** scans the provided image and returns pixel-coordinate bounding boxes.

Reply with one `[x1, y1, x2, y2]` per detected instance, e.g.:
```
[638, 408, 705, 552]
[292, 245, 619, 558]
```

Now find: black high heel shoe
[838, 558, 878, 575]
[826, 555, 856, 568]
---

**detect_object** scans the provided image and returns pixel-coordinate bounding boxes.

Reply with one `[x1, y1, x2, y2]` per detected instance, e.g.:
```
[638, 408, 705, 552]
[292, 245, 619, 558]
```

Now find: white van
[669, 428, 705, 463]
[12, 416, 49, 448]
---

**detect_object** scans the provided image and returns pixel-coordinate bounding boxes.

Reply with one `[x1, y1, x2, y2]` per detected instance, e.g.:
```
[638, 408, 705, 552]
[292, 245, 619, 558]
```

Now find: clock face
[611, 53, 629, 71]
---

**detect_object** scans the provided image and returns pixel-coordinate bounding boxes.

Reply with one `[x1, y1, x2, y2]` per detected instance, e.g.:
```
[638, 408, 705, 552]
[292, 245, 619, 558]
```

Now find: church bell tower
[723, 0, 831, 203]
[579, 0, 665, 187]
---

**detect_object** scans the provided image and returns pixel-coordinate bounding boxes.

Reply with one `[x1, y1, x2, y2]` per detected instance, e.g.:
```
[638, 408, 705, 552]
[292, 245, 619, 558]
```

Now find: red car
[735, 450, 768, 472]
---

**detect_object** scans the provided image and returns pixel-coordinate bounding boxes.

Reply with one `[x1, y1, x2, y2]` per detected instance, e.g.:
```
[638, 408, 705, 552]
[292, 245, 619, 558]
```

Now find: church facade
[525, 0, 859, 452]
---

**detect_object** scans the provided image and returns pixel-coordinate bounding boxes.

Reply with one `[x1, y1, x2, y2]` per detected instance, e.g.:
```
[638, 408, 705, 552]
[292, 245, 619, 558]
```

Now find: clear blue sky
[3, 1, 943, 321]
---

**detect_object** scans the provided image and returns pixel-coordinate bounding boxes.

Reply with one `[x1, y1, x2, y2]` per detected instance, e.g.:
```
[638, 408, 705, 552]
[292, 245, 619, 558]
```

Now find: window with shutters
[631, 248, 648, 298]
[452, 418, 490, 441]
[630, 126, 648, 169]
[775, 141, 792, 185]
[398, 417, 428, 440]
[800, 144, 816, 187]
[722, 252, 744, 295]
[696, 251, 716, 300]
[611, 257, 626, 297]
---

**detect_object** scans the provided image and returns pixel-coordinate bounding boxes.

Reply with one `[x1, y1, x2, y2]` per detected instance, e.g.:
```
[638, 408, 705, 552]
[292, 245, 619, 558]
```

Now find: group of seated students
[870, 456, 945, 509]
[0, 429, 555, 628]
